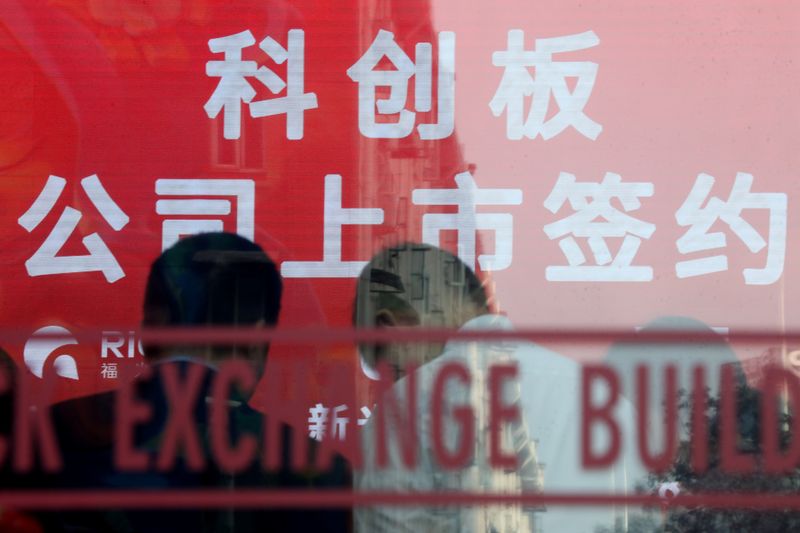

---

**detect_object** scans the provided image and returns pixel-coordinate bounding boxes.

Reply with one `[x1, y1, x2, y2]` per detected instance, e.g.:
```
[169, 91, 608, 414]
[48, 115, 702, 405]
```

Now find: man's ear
[375, 309, 398, 328]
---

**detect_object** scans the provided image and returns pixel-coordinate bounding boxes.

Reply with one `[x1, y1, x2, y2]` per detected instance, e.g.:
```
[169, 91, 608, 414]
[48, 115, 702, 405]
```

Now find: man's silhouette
[44, 232, 349, 533]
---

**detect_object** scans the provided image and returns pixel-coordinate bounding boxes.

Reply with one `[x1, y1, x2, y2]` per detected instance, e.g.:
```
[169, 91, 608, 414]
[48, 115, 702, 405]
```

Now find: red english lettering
[210, 360, 257, 474]
[432, 361, 473, 469]
[719, 364, 755, 473]
[260, 357, 312, 471]
[690, 365, 709, 473]
[114, 366, 153, 471]
[581, 365, 621, 468]
[488, 363, 519, 469]
[636, 364, 677, 473]
[14, 367, 61, 473]
[761, 366, 800, 474]
[156, 363, 207, 471]
[374, 362, 417, 469]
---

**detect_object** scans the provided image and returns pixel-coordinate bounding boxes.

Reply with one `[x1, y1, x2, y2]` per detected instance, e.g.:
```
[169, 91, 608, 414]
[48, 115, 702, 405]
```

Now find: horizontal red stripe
[0, 490, 798, 510]
[0, 326, 789, 345]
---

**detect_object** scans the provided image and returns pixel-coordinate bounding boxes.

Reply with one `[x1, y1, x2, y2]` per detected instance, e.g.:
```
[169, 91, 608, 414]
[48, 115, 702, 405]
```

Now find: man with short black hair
[141, 231, 282, 369]
[47, 232, 348, 533]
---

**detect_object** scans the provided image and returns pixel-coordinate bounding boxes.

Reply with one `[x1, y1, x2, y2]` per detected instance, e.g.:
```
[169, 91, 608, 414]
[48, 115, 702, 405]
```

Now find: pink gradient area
[431, 0, 800, 344]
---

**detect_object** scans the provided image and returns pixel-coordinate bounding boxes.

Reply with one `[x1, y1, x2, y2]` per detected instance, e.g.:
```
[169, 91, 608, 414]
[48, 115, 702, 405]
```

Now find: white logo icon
[658, 481, 681, 499]
[23, 326, 80, 380]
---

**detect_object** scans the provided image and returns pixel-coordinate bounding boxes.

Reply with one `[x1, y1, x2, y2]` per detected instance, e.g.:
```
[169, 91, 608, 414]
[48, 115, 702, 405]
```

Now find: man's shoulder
[459, 314, 583, 377]
[515, 341, 581, 377]
[52, 390, 117, 450]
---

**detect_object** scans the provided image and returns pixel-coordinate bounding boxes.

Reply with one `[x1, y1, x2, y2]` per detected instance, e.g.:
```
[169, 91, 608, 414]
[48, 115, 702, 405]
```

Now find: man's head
[354, 243, 489, 379]
[142, 232, 282, 368]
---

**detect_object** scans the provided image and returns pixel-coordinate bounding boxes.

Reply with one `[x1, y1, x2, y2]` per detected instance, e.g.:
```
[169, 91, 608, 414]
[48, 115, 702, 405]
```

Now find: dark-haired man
[45, 232, 348, 533]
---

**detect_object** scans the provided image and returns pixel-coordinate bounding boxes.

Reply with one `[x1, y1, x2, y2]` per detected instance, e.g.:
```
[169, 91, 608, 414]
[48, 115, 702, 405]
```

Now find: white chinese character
[204, 31, 257, 140]
[490, 30, 601, 140]
[412, 171, 522, 271]
[155, 178, 255, 251]
[308, 403, 349, 440]
[100, 362, 118, 380]
[18, 175, 129, 283]
[204, 29, 318, 140]
[346, 30, 455, 139]
[331, 405, 349, 439]
[675, 172, 787, 285]
[357, 405, 373, 426]
[282, 174, 383, 277]
[308, 403, 328, 441]
[543, 172, 655, 281]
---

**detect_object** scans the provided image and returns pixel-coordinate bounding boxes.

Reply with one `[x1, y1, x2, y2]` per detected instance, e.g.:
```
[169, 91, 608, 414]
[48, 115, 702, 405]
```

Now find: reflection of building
[349, 5, 536, 528]
[742, 346, 799, 388]
[210, 105, 268, 173]
[360, 244, 548, 532]
[365, 244, 472, 327]
[462, 341, 547, 532]
[353, 0, 466, 251]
